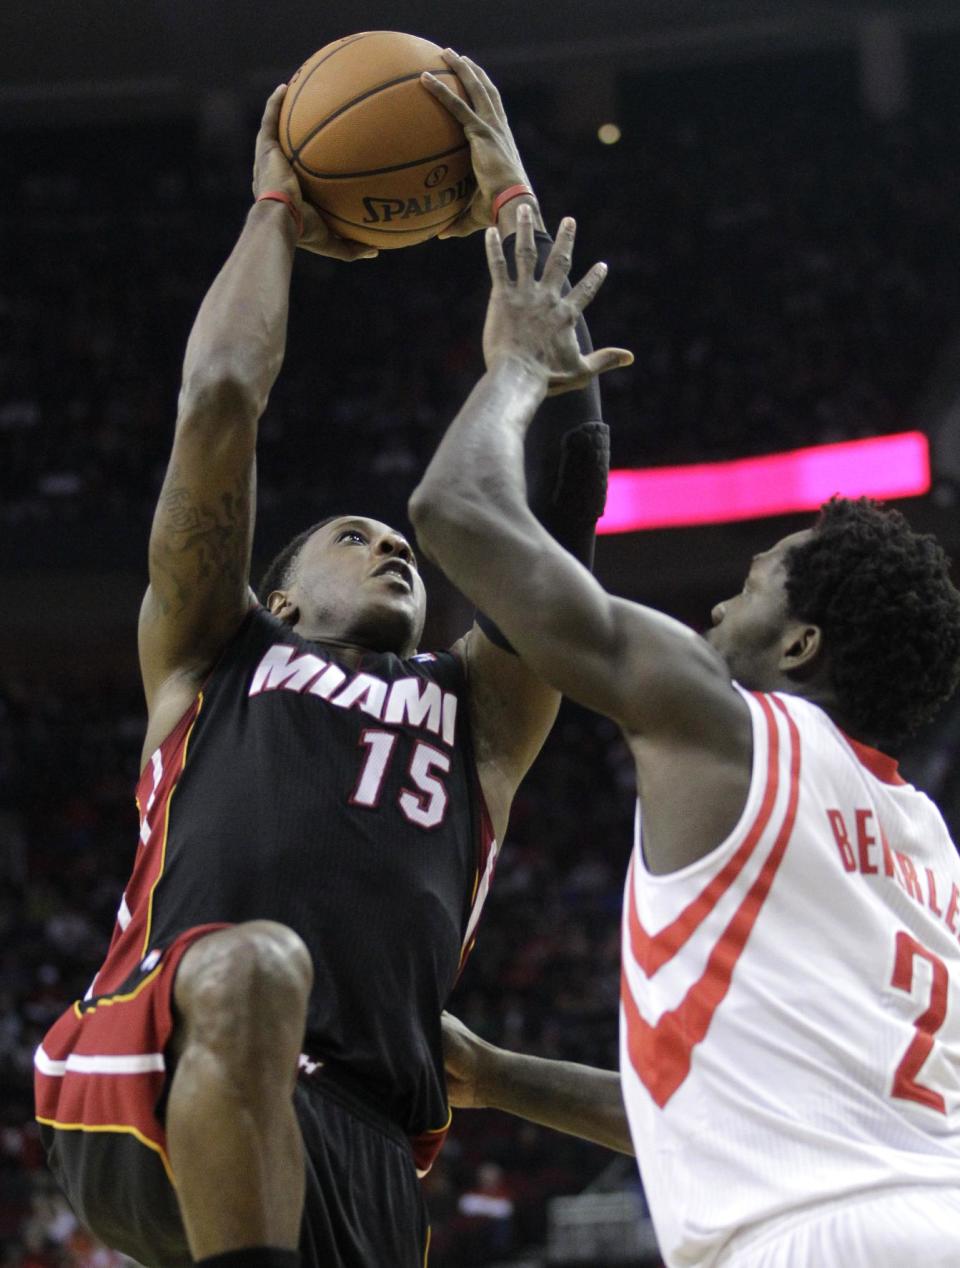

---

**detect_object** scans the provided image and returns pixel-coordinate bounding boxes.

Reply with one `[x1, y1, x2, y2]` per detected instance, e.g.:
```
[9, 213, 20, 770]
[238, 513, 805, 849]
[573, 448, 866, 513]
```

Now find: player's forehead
[748, 529, 814, 578]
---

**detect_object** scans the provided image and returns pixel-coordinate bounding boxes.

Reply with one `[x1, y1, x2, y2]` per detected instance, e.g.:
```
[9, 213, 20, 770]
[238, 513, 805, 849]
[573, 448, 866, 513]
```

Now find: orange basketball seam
[284, 32, 371, 155]
[291, 70, 463, 162]
[295, 140, 469, 181]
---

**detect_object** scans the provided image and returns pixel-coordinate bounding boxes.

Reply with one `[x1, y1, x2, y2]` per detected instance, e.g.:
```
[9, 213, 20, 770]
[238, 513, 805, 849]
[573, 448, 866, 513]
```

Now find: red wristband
[491, 183, 535, 223]
[256, 189, 304, 239]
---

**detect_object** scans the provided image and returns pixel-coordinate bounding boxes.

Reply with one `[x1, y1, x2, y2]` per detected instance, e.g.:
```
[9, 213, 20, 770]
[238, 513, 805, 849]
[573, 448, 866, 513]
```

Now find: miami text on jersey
[248, 644, 458, 746]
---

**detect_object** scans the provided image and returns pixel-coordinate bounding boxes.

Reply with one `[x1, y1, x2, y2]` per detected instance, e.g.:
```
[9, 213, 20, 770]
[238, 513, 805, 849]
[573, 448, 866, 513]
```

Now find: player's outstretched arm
[409, 210, 626, 715]
[139, 86, 374, 759]
[422, 53, 610, 838]
[442, 1013, 634, 1156]
[410, 210, 750, 781]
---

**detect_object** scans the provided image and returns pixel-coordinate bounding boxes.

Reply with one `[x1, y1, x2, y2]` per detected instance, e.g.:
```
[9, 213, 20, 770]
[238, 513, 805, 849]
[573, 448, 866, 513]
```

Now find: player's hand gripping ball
[279, 31, 475, 249]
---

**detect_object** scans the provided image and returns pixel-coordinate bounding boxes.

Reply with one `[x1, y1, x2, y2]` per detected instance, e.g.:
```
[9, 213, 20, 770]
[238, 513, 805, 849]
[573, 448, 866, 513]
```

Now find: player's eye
[338, 530, 367, 544]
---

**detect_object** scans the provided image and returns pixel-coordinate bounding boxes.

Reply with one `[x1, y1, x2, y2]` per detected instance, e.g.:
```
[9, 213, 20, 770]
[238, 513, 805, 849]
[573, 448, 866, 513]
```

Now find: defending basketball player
[32, 57, 618, 1268]
[410, 209, 960, 1266]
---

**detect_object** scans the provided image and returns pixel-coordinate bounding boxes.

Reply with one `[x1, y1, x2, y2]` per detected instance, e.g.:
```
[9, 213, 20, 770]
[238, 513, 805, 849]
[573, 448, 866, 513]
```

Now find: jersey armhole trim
[625, 691, 785, 975]
[634, 684, 768, 888]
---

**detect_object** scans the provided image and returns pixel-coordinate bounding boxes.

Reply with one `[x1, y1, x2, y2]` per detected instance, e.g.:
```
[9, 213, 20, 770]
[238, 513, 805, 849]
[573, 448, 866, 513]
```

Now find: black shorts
[36, 928, 430, 1268]
[41, 1073, 430, 1268]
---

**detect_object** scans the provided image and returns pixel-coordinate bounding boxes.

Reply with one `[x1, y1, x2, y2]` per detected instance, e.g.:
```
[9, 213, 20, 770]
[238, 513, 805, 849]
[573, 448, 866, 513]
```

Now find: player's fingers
[420, 72, 479, 127]
[333, 241, 380, 261]
[441, 49, 495, 118]
[259, 84, 287, 141]
[300, 237, 379, 260]
[299, 209, 378, 260]
[319, 229, 380, 260]
[545, 372, 592, 397]
[541, 217, 577, 292]
[451, 54, 497, 117]
[460, 56, 503, 107]
[485, 226, 510, 288]
[515, 203, 538, 283]
[584, 347, 635, 376]
[566, 261, 609, 312]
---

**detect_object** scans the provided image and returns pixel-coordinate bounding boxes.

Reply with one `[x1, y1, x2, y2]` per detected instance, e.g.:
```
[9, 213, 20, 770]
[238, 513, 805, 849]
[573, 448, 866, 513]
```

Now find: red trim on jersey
[456, 785, 498, 979]
[840, 731, 906, 786]
[34, 923, 227, 1184]
[626, 688, 782, 976]
[139, 694, 203, 960]
[621, 694, 802, 1108]
[444, 636, 500, 976]
[92, 696, 202, 998]
[409, 1107, 453, 1176]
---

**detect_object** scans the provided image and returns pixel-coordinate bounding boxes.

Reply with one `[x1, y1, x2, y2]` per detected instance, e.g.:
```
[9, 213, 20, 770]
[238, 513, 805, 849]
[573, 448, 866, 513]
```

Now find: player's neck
[291, 624, 413, 665]
[777, 681, 884, 751]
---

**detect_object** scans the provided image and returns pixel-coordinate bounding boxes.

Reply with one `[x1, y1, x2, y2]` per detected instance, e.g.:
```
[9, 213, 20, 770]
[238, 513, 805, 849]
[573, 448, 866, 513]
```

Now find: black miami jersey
[87, 608, 496, 1165]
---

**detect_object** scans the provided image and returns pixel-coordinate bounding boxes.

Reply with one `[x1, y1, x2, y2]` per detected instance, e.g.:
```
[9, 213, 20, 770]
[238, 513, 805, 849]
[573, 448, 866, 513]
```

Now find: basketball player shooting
[410, 208, 960, 1266]
[34, 58, 612, 1268]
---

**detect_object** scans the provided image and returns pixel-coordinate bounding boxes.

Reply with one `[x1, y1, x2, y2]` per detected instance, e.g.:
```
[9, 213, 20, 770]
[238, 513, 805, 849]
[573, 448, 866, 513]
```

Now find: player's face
[292, 515, 427, 654]
[705, 529, 814, 688]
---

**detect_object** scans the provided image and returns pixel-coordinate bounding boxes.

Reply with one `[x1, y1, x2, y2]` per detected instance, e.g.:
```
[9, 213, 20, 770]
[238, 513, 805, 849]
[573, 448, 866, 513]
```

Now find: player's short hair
[257, 516, 342, 601]
[785, 497, 960, 748]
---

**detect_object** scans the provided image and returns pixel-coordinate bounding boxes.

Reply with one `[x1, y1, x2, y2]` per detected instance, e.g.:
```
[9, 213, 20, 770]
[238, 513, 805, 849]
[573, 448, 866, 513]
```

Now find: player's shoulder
[227, 603, 292, 655]
[733, 688, 848, 778]
[763, 690, 920, 793]
[739, 688, 838, 737]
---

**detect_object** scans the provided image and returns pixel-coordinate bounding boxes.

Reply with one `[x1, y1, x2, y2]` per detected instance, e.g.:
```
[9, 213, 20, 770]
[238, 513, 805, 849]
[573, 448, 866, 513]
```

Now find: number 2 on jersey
[351, 728, 450, 829]
[889, 930, 949, 1114]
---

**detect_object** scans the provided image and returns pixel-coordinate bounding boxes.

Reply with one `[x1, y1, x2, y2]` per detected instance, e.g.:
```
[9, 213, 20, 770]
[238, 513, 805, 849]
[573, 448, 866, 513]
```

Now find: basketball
[279, 31, 475, 249]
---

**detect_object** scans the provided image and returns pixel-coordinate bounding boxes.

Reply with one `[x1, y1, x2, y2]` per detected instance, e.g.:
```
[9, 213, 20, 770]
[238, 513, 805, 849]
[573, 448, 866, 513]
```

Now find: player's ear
[268, 590, 299, 626]
[780, 622, 822, 674]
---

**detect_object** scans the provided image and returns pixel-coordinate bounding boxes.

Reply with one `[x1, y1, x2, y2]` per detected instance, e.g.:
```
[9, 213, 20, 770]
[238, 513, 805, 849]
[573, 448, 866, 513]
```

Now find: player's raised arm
[442, 1013, 634, 1156]
[139, 87, 374, 754]
[420, 53, 613, 837]
[411, 211, 751, 766]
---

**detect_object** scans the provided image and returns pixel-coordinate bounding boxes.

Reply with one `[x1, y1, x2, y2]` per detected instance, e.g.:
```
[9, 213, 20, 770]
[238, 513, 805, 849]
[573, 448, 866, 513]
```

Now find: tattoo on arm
[148, 465, 252, 619]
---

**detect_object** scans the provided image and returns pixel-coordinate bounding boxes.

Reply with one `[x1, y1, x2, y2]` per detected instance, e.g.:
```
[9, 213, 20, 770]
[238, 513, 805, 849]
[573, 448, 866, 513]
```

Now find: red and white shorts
[35, 921, 433, 1268]
[33, 924, 227, 1266]
[35, 923, 226, 1176]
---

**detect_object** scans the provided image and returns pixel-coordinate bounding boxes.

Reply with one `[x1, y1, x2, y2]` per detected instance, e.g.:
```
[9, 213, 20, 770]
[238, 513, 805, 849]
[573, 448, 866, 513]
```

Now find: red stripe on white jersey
[626, 693, 783, 976]
[621, 693, 803, 1107]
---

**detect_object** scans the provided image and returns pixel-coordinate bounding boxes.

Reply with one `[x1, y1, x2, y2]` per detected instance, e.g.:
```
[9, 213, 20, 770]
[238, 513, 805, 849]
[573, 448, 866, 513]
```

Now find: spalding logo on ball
[279, 31, 476, 249]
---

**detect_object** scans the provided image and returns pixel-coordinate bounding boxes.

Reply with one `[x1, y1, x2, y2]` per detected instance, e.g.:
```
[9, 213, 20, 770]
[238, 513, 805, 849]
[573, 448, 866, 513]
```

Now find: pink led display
[597, 431, 931, 534]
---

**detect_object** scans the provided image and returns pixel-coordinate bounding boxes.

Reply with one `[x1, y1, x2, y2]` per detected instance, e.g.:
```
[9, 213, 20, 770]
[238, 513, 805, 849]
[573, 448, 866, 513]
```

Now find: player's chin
[374, 580, 421, 612]
[364, 594, 426, 651]
[378, 575, 425, 614]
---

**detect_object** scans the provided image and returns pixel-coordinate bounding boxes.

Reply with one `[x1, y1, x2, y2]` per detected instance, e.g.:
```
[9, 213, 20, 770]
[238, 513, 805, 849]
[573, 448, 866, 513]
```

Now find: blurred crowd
[3, 68, 960, 570]
[4, 46, 960, 1268]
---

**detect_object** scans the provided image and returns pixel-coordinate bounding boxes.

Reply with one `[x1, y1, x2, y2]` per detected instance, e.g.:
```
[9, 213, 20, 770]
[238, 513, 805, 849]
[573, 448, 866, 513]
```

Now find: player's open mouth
[371, 560, 413, 590]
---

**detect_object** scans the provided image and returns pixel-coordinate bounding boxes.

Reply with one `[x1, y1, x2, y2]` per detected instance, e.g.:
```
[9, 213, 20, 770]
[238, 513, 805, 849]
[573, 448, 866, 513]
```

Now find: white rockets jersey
[620, 687, 960, 1267]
